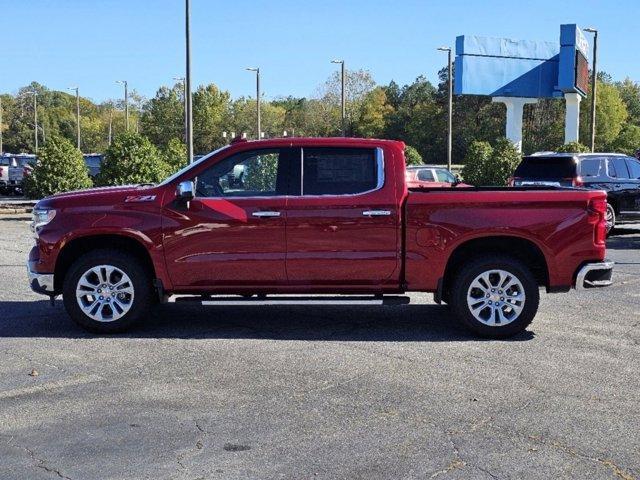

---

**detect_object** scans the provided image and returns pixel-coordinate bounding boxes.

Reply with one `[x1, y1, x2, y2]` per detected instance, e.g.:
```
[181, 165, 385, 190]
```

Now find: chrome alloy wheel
[605, 203, 615, 233]
[466, 269, 525, 326]
[76, 265, 134, 322]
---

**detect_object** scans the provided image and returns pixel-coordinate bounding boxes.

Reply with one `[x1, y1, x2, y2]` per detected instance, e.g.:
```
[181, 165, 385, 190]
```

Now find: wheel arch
[441, 235, 549, 303]
[54, 234, 156, 292]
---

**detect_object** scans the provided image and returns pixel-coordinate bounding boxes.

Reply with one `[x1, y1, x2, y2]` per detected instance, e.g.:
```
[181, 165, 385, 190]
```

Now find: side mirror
[176, 180, 195, 201]
[452, 174, 461, 186]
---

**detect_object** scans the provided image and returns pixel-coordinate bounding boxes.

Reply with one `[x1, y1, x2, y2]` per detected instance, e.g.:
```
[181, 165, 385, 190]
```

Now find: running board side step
[168, 295, 410, 306]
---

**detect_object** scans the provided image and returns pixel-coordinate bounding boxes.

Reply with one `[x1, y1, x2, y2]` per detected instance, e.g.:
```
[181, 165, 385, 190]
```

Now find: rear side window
[579, 158, 603, 177]
[608, 158, 630, 179]
[514, 157, 576, 179]
[625, 158, 640, 180]
[417, 169, 435, 181]
[302, 148, 378, 195]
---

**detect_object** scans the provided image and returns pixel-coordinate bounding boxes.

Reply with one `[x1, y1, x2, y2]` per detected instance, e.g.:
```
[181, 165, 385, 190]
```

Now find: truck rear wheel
[62, 249, 153, 333]
[450, 255, 539, 338]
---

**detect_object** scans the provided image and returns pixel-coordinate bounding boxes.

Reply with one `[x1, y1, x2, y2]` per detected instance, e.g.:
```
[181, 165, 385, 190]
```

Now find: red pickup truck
[28, 137, 613, 338]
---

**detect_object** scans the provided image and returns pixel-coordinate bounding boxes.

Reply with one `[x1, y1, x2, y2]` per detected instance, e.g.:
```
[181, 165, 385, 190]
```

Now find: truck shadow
[607, 227, 640, 250]
[0, 301, 535, 342]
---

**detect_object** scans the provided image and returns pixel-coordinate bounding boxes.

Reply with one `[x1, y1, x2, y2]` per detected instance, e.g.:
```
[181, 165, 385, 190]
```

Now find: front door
[162, 148, 291, 289]
[285, 146, 401, 289]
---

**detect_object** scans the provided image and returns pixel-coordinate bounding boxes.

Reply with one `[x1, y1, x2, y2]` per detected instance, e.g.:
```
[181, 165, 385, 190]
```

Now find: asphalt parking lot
[0, 214, 638, 480]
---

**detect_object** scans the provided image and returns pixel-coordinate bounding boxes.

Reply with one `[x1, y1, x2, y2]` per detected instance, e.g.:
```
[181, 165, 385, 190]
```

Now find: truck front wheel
[62, 249, 153, 333]
[450, 255, 539, 338]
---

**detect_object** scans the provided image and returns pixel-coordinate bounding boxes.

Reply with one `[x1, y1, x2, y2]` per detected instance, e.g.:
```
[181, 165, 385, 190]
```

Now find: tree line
[3, 68, 639, 165]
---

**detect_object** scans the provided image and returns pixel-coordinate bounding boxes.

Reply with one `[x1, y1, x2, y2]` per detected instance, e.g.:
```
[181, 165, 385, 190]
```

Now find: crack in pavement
[175, 419, 208, 475]
[2, 435, 74, 480]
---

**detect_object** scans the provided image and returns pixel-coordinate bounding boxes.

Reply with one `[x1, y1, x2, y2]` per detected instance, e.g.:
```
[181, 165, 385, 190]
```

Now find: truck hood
[37, 184, 160, 209]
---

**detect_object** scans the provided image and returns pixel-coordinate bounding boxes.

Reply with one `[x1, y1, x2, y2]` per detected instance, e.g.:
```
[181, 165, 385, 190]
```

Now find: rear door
[607, 157, 636, 212]
[624, 157, 640, 214]
[285, 146, 401, 288]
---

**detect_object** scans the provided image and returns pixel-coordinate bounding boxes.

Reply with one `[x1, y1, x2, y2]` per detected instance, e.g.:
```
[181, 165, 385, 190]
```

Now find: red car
[405, 165, 467, 188]
[28, 137, 612, 338]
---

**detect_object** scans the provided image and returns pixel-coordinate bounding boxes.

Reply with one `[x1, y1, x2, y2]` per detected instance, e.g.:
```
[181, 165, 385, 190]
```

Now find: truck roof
[228, 137, 405, 149]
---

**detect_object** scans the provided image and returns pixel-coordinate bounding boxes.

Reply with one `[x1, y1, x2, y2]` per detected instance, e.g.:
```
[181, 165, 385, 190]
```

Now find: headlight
[31, 208, 56, 237]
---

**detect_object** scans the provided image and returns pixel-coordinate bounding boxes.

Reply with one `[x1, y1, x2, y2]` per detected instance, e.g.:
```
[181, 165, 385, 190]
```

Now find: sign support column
[563, 92, 581, 143]
[492, 97, 538, 153]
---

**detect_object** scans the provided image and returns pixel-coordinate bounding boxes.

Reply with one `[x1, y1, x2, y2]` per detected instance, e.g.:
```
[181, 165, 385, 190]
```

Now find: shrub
[163, 137, 188, 174]
[556, 141, 590, 153]
[404, 145, 424, 166]
[23, 136, 92, 199]
[97, 132, 170, 186]
[462, 138, 521, 186]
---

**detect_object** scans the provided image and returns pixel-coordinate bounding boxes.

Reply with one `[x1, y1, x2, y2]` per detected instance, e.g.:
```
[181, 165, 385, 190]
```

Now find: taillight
[508, 176, 520, 187]
[588, 197, 607, 245]
[23, 167, 31, 177]
[572, 176, 584, 187]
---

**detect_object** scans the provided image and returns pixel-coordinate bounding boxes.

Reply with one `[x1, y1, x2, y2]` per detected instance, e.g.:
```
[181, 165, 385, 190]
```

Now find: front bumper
[575, 261, 614, 290]
[27, 263, 55, 295]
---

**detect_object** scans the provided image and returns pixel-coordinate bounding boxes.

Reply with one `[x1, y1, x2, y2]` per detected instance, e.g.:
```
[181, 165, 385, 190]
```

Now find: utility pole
[0, 97, 3, 154]
[68, 87, 81, 150]
[174, 77, 187, 143]
[246, 67, 261, 139]
[584, 28, 598, 152]
[331, 59, 346, 136]
[116, 80, 129, 130]
[28, 91, 39, 154]
[438, 47, 453, 171]
[185, 0, 194, 162]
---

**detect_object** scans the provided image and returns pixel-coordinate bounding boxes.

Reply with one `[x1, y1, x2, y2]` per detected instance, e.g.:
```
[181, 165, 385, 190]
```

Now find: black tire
[62, 249, 154, 333]
[450, 255, 539, 338]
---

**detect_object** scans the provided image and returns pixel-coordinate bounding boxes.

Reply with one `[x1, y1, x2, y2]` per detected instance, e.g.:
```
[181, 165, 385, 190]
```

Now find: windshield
[158, 145, 230, 186]
[514, 156, 577, 180]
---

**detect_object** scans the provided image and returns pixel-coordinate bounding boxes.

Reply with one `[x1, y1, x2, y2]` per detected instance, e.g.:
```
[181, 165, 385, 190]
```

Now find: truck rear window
[514, 157, 576, 180]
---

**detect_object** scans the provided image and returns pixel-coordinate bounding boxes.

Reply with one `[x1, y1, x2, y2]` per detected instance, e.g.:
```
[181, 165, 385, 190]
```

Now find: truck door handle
[252, 211, 281, 218]
[362, 210, 391, 217]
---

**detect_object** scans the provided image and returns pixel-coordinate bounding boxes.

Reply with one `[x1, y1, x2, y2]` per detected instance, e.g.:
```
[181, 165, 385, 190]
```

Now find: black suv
[511, 153, 640, 232]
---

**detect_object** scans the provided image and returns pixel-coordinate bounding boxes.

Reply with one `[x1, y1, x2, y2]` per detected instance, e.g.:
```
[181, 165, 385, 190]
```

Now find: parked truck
[28, 138, 613, 337]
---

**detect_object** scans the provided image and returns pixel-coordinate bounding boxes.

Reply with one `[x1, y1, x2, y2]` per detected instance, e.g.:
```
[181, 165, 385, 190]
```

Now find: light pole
[116, 80, 129, 130]
[438, 46, 453, 171]
[584, 28, 598, 152]
[185, 0, 194, 162]
[174, 77, 187, 143]
[246, 67, 261, 139]
[331, 59, 346, 136]
[68, 87, 81, 150]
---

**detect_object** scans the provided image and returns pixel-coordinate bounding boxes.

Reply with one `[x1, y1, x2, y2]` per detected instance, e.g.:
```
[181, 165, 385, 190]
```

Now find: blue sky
[2, 0, 638, 103]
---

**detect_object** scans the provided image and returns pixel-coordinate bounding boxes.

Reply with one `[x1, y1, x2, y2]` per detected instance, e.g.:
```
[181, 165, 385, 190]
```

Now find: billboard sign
[557, 24, 590, 96]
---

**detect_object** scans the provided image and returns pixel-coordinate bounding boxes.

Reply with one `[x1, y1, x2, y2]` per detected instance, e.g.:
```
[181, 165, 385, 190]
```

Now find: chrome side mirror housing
[176, 180, 195, 201]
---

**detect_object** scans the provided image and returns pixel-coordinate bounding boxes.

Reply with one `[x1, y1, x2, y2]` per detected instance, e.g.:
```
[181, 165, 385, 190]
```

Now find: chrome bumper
[27, 263, 55, 295]
[575, 261, 614, 290]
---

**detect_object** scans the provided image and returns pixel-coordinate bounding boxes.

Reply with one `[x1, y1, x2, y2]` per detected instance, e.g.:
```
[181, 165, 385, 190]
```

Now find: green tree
[193, 84, 231, 153]
[616, 78, 640, 125]
[97, 132, 169, 186]
[404, 145, 423, 166]
[23, 135, 92, 198]
[556, 141, 590, 153]
[609, 125, 640, 155]
[140, 84, 184, 149]
[354, 87, 393, 138]
[580, 78, 628, 149]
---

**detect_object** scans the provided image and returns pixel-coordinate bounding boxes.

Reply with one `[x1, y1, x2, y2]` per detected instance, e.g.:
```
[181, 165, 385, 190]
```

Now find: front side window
[625, 158, 640, 180]
[195, 149, 284, 197]
[302, 148, 378, 195]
